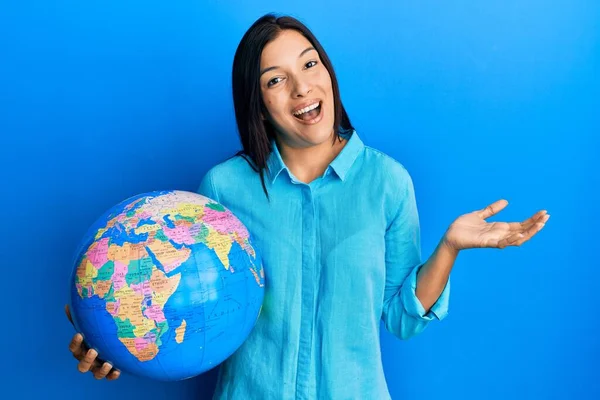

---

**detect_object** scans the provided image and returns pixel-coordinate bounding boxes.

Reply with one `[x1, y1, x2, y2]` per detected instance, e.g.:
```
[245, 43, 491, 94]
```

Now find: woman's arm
[415, 239, 458, 312]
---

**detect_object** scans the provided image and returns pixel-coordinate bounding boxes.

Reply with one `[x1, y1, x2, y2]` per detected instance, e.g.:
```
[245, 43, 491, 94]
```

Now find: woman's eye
[305, 60, 318, 69]
[267, 77, 283, 87]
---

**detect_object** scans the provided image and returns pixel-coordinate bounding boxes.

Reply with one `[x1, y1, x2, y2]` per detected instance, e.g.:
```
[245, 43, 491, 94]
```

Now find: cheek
[262, 91, 277, 112]
[261, 98, 275, 118]
[320, 69, 333, 91]
[261, 96, 290, 129]
[320, 76, 335, 108]
[267, 103, 285, 121]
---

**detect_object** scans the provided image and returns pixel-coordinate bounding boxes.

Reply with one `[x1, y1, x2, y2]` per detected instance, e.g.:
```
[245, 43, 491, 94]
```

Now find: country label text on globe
[69, 190, 265, 381]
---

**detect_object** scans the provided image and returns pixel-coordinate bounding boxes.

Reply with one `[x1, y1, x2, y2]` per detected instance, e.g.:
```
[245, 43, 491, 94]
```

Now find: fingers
[92, 361, 118, 380]
[478, 199, 509, 219]
[505, 212, 542, 233]
[496, 232, 524, 249]
[514, 219, 547, 246]
[69, 332, 120, 380]
[499, 216, 548, 248]
[518, 210, 548, 231]
[69, 333, 86, 358]
[107, 369, 121, 381]
[78, 348, 99, 373]
[502, 210, 549, 235]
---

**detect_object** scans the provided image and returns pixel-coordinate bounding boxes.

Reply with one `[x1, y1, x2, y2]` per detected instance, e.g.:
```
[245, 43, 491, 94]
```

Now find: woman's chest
[227, 192, 388, 290]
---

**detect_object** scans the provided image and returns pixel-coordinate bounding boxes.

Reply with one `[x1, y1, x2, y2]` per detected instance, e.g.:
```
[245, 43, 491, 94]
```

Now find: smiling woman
[258, 30, 345, 184]
[260, 31, 332, 131]
[66, 12, 549, 400]
[231, 16, 353, 189]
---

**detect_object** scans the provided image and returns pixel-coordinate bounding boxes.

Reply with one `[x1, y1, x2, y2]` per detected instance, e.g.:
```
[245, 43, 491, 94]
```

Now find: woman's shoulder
[197, 153, 258, 200]
[356, 143, 418, 220]
[361, 144, 414, 187]
[204, 153, 256, 180]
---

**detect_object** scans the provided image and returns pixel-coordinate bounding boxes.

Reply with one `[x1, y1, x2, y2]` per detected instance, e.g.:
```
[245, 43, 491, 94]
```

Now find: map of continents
[74, 190, 264, 362]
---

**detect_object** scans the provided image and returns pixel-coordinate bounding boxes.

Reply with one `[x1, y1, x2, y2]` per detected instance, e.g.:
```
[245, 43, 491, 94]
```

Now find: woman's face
[259, 29, 335, 149]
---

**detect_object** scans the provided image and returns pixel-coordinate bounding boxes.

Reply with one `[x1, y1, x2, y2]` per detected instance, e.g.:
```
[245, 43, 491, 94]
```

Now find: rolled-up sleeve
[381, 167, 450, 340]
[400, 262, 450, 321]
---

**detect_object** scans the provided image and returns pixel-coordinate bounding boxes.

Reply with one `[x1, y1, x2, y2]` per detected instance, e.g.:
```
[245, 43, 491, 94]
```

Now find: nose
[291, 76, 312, 98]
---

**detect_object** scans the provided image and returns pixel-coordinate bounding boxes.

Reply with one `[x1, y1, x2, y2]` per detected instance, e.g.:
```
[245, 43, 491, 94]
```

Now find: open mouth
[293, 101, 322, 122]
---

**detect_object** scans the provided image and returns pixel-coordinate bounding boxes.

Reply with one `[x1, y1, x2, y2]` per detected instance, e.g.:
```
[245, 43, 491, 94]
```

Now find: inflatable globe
[68, 190, 265, 381]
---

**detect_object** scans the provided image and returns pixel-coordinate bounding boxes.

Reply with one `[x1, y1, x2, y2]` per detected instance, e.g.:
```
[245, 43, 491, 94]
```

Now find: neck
[276, 135, 347, 184]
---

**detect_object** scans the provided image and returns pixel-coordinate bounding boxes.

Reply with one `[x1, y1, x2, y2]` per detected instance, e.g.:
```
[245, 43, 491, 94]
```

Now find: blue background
[1, 1, 598, 399]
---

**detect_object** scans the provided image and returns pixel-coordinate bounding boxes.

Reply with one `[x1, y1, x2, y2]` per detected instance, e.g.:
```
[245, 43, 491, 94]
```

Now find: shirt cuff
[400, 263, 450, 321]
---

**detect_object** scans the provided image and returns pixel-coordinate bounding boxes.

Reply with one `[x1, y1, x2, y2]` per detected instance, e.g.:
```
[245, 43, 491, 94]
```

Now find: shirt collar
[266, 129, 364, 183]
[266, 139, 287, 183]
[329, 129, 363, 181]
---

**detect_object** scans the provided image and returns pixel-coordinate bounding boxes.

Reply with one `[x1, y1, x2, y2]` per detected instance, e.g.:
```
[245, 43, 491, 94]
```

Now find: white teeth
[293, 102, 320, 116]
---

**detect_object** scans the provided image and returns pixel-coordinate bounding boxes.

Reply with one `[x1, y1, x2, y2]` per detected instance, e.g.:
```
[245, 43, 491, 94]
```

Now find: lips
[292, 101, 323, 125]
[291, 99, 322, 115]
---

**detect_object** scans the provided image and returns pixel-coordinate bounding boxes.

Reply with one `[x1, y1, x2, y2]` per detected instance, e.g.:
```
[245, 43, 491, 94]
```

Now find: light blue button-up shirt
[197, 130, 450, 400]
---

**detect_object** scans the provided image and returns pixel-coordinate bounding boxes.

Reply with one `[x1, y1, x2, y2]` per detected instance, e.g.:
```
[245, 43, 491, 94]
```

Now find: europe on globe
[68, 190, 265, 381]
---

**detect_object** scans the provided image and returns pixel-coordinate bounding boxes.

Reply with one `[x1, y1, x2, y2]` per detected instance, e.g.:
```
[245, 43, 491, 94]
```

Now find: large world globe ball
[68, 190, 264, 381]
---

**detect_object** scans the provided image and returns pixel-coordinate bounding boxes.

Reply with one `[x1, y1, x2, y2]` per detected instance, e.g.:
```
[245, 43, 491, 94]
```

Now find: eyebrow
[260, 47, 317, 77]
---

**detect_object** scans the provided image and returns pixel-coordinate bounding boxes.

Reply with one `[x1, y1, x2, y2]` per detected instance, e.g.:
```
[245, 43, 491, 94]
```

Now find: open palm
[443, 199, 549, 250]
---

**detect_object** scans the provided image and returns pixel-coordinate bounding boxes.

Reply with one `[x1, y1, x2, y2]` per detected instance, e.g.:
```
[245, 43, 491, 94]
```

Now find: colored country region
[114, 317, 137, 339]
[107, 241, 148, 266]
[94, 260, 115, 282]
[175, 319, 187, 344]
[119, 337, 159, 362]
[161, 218, 197, 245]
[204, 226, 233, 270]
[168, 202, 206, 220]
[149, 267, 181, 307]
[112, 260, 129, 291]
[133, 222, 161, 236]
[145, 238, 191, 274]
[125, 257, 155, 286]
[75, 259, 98, 298]
[109, 267, 181, 361]
[203, 206, 249, 240]
[203, 205, 257, 259]
[86, 238, 110, 269]
[94, 279, 113, 298]
[112, 285, 145, 326]
[190, 223, 210, 243]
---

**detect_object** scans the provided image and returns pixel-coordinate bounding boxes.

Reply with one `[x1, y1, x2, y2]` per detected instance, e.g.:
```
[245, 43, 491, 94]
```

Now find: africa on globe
[68, 190, 265, 381]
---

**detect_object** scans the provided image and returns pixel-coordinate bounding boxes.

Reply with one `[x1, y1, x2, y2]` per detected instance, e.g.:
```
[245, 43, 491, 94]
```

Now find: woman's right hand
[65, 304, 121, 380]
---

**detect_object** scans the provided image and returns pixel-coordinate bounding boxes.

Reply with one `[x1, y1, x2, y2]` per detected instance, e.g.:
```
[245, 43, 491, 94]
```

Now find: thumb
[477, 199, 508, 219]
[65, 304, 74, 326]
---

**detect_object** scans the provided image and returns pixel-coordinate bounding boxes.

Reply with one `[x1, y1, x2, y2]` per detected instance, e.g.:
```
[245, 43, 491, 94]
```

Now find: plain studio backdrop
[1, 1, 598, 399]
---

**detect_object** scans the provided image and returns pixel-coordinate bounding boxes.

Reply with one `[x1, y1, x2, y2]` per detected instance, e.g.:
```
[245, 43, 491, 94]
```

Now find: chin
[301, 126, 335, 145]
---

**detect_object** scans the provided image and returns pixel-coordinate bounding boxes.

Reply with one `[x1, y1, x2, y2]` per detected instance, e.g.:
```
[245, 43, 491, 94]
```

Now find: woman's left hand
[443, 199, 550, 251]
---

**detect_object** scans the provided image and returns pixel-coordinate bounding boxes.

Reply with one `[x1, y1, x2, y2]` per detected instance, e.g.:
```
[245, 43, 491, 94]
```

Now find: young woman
[67, 13, 549, 399]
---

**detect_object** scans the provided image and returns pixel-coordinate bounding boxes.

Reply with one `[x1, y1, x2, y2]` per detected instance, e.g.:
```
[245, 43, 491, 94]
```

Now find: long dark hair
[231, 13, 353, 199]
